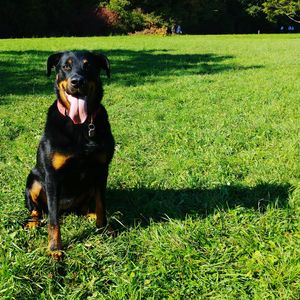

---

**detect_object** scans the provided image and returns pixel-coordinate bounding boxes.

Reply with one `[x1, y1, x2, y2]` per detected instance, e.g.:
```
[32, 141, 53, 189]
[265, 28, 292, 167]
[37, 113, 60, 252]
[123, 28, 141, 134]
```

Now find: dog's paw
[24, 220, 39, 229]
[48, 250, 64, 261]
[86, 213, 97, 221]
[106, 225, 117, 237]
[96, 225, 117, 237]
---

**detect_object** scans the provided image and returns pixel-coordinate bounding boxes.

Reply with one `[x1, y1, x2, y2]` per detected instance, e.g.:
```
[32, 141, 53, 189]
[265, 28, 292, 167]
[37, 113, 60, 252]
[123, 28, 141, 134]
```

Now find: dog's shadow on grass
[0, 49, 263, 100]
[106, 183, 291, 231]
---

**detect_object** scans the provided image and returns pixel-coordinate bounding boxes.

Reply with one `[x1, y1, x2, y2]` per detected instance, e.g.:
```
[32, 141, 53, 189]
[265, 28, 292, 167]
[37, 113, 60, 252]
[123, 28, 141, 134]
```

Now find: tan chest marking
[52, 152, 72, 170]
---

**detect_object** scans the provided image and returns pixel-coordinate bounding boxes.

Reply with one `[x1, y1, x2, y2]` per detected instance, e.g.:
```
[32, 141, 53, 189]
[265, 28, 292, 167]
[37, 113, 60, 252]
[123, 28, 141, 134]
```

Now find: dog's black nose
[70, 76, 84, 88]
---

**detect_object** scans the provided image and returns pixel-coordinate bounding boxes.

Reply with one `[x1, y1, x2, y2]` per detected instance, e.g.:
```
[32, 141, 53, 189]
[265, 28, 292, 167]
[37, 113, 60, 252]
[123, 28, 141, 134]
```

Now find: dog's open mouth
[65, 92, 88, 124]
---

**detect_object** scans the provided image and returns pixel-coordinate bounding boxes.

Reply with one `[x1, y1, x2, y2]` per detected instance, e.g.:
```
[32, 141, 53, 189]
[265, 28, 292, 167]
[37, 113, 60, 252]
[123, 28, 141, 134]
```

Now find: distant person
[176, 25, 183, 34]
[171, 25, 176, 34]
[288, 26, 292, 32]
[280, 26, 284, 33]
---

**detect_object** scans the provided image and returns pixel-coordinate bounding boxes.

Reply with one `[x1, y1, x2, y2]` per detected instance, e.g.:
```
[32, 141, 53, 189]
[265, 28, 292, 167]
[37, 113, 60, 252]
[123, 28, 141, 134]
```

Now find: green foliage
[1, 34, 300, 298]
[262, 0, 300, 22]
[0, 0, 282, 36]
[98, 0, 167, 33]
[99, 0, 275, 34]
[239, 0, 265, 16]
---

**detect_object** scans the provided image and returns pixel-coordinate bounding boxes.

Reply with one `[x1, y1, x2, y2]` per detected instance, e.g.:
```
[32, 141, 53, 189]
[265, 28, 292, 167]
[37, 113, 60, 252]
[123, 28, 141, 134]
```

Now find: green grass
[1, 34, 300, 299]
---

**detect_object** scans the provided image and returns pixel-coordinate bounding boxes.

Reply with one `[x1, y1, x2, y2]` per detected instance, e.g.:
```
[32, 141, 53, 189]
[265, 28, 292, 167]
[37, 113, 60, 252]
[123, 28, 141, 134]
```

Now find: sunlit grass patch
[0, 34, 300, 299]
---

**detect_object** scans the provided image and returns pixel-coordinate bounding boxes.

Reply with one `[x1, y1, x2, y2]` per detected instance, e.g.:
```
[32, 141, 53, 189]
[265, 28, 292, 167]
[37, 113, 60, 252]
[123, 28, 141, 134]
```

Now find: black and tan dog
[25, 51, 115, 259]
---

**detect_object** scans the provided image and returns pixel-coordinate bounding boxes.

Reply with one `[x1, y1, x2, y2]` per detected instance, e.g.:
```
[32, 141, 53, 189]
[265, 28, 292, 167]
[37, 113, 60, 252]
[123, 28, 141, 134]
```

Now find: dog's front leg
[45, 172, 62, 260]
[95, 166, 109, 229]
[95, 188, 107, 229]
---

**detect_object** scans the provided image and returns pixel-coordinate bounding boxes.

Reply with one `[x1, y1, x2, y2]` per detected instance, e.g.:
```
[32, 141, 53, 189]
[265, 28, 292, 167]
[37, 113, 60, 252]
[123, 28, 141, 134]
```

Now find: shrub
[130, 26, 168, 36]
[96, 7, 120, 28]
[97, 0, 169, 34]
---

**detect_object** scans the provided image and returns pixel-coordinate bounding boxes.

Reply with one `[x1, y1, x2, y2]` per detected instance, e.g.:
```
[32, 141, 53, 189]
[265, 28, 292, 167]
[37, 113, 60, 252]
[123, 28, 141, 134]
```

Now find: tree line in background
[0, 0, 299, 38]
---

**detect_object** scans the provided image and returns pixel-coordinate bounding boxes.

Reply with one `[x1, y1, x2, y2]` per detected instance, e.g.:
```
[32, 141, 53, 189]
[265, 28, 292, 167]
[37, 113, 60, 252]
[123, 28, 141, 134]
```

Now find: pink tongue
[66, 93, 88, 124]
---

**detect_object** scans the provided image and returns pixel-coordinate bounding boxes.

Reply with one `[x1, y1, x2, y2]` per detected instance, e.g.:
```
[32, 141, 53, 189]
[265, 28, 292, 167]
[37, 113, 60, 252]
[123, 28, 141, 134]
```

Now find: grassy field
[0, 34, 300, 299]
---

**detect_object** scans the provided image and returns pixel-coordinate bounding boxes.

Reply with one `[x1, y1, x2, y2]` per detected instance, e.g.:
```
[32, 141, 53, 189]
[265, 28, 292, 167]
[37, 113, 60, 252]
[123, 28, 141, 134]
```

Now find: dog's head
[47, 51, 110, 124]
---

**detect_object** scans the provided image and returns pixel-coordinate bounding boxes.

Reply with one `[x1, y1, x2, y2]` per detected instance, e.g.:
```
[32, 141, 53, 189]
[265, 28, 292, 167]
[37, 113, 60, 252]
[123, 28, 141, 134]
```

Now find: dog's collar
[56, 99, 99, 138]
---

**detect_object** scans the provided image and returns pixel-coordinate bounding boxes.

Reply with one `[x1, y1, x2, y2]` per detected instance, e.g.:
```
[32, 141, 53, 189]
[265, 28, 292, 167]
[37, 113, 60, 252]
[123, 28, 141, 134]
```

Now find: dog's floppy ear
[94, 53, 110, 78]
[47, 52, 63, 77]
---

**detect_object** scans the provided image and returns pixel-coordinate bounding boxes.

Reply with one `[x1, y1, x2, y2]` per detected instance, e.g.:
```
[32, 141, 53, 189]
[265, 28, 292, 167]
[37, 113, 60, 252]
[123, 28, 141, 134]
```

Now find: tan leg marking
[86, 213, 97, 220]
[48, 224, 63, 260]
[30, 180, 42, 205]
[25, 209, 40, 229]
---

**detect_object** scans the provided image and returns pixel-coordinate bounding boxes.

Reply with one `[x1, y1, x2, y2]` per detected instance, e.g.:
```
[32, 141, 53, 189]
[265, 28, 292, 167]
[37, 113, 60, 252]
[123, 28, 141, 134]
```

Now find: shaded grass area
[106, 183, 291, 229]
[0, 35, 300, 299]
[0, 49, 262, 97]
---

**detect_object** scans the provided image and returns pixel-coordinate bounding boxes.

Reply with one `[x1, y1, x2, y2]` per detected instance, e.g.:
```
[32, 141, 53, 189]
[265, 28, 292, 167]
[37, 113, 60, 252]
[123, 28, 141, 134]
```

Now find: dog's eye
[83, 61, 89, 70]
[63, 64, 71, 71]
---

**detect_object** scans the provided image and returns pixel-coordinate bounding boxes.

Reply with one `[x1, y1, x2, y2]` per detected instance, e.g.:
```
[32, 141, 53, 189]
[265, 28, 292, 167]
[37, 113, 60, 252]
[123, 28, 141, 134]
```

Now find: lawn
[0, 34, 300, 299]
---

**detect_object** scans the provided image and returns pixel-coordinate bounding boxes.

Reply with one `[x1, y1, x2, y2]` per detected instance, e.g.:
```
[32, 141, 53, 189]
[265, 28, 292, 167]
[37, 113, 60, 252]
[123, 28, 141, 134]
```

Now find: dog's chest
[56, 150, 106, 210]
[64, 145, 107, 172]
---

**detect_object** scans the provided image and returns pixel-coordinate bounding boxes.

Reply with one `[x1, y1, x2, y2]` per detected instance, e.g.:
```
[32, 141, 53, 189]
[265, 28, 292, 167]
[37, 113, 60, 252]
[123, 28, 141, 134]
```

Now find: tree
[262, 0, 300, 23]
